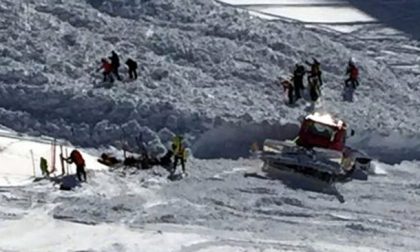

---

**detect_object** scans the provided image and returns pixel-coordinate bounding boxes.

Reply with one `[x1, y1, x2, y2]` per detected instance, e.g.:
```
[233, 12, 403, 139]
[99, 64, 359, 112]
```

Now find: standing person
[345, 59, 359, 89]
[97, 58, 114, 83]
[40, 157, 49, 177]
[280, 77, 294, 105]
[62, 149, 87, 182]
[306, 58, 322, 102]
[308, 76, 320, 102]
[109, 50, 122, 81]
[292, 64, 306, 100]
[125, 58, 138, 80]
[306, 58, 322, 86]
[171, 135, 187, 176]
[343, 59, 359, 102]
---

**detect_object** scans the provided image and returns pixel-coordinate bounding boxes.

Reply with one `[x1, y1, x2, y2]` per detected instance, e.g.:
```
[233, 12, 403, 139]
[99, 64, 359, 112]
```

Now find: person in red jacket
[345, 59, 359, 89]
[62, 149, 87, 182]
[97, 58, 114, 83]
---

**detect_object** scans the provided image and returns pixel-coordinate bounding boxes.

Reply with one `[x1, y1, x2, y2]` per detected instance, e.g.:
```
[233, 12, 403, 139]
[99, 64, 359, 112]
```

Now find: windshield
[307, 122, 337, 141]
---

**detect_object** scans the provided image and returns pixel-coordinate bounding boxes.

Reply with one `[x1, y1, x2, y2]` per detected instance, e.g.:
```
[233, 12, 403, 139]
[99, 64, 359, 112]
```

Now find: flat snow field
[0, 158, 419, 251]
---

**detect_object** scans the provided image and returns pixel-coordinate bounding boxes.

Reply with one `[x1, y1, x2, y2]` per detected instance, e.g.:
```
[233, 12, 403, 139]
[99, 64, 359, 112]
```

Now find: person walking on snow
[62, 149, 87, 182]
[171, 135, 188, 176]
[305, 58, 322, 101]
[125, 58, 138, 80]
[345, 59, 359, 89]
[306, 58, 322, 86]
[109, 50, 122, 81]
[279, 77, 294, 105]
[292, 64, 306, 100]
[343, 59, 359, 102]
[97, 58, 114, 83]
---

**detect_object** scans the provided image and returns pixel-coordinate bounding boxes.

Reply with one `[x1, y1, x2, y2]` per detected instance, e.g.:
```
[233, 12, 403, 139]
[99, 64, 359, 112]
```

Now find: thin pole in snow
[50, 139, 57, 175]
[65, 147, 69, 174]
[59, 145, 65, 176]
[30, 149, 35, 177]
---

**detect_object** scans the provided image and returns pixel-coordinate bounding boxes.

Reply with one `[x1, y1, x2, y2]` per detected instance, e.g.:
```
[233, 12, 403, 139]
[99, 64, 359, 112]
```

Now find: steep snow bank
[0, 0, 419, 161]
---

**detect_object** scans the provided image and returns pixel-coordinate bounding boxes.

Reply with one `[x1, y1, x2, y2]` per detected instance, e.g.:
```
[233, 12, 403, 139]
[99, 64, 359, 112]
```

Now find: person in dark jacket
[306, 58, 322, 86]
[292, 64, 306, 100]
[159, 149, 173, 167]
[125, 58, 138, 80]
[305, 58, 322, 101]
[62, 149, 87, 182]
[109, 50, 122, 81]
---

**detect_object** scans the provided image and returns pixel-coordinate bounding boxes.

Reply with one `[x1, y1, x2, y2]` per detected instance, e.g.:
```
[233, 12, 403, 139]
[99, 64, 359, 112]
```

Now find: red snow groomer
[261, 113, 371, 183]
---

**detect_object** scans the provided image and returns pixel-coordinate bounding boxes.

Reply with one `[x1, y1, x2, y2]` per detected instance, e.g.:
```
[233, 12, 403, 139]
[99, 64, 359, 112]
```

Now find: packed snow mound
[0, 0, 419, 159]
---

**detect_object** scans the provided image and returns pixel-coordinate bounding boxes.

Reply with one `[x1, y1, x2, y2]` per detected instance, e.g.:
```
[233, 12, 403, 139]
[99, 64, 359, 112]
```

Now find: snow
[0, 211, 209, 252]
[221, 0, 342, 5]
[306, 112, 344, 127]
[0, 128, 107, 186]
[246, 6, 375, 24]
[1, 157, 420, 251]
[0, 0, 420, 251]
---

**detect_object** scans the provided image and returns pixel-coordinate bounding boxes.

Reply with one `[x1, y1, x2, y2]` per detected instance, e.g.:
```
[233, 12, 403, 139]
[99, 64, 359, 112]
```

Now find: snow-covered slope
[1, 0, 419, 161]
[1, 1, 420, 251]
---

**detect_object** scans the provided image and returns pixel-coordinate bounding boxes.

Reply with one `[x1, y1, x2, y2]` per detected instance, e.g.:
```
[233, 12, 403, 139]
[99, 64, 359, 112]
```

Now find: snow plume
[0, 0, 419, 159]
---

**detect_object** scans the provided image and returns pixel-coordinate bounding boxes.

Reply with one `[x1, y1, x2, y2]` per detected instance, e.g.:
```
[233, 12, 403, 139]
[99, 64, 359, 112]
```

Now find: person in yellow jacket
[40, 157, 49, 177]
[171, 135, 188, 175]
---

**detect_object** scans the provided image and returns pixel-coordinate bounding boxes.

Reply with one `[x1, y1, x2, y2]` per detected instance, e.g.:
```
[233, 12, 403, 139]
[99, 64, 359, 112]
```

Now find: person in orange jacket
[97, 58, 114, 83]
[62, 149, 87, 182]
